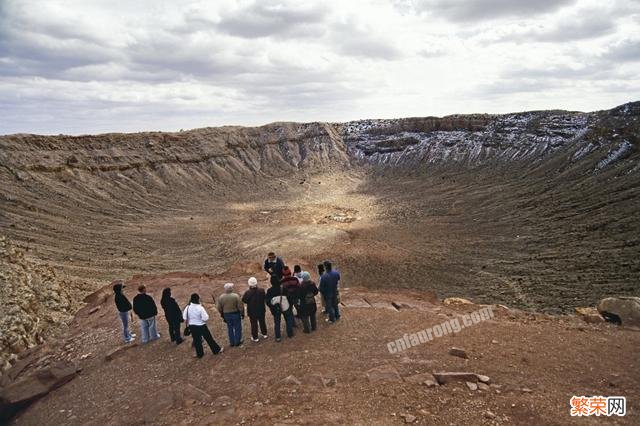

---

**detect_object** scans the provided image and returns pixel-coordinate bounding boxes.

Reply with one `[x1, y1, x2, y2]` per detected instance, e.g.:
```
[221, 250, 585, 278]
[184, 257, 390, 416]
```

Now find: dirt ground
[8, 264, 640, 425]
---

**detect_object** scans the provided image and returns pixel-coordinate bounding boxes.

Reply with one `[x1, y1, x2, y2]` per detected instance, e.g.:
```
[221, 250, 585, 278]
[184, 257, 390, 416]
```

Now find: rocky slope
[0, 237, 86, 371]
[2, 266, 639, 425]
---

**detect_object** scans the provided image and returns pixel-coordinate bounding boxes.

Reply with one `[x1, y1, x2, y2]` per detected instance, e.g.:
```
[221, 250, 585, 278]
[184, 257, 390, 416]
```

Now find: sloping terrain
[0, 102, 639, 423]
[4, 266, 640, 425]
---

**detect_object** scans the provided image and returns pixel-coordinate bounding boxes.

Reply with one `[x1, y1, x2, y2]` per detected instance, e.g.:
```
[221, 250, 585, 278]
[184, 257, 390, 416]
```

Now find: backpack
[271, 294, 290, 312]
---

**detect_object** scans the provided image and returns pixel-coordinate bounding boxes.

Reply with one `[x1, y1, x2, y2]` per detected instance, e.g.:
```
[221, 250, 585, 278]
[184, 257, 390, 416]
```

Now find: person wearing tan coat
[217, 283, 244, 347]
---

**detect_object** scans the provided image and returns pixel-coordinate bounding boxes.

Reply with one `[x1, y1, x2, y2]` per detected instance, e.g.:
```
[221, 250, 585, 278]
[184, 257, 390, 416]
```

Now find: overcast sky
[0, 0, 638, 135]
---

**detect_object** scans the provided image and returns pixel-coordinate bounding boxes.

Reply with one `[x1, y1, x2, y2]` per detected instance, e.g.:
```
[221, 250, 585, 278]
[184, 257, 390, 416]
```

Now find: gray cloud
[603, 39, 640, 62]
[215, 1, 329, 39]
[411, 0, 576, 22]
[329, 20, 404, 60]
[0, 0, 637, 135]
[500, 9, 618, 43]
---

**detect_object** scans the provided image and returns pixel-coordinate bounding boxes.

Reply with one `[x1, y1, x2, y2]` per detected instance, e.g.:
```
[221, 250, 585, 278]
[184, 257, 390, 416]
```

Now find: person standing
[281, 266, 301, 322]
[183, 293, 223, 358]
[113, 280, 135, 343]
[317, 263, 326, 314]
[319, 261, 341, 323]
[217, 283, 244, 347]
[242, 277, 268, 342]
[266, 274, 294, 341]
[299, 272, 319, 333]
[264, 252, 285, 280]
[132, 284, 161, 343]
[160, 287, 184, 345]
[293, 265, 304, 283]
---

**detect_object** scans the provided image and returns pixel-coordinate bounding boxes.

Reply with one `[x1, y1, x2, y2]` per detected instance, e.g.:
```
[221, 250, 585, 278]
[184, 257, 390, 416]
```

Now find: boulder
[466, 381, 478, 391]
[597, 297, 640, 327]
[0, 361, 80, 421]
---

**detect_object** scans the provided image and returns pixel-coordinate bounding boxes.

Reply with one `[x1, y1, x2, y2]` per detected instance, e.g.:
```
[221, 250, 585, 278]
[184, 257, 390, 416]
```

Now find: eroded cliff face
[340, 102, 639, 173]
[0, 121, 349, 180]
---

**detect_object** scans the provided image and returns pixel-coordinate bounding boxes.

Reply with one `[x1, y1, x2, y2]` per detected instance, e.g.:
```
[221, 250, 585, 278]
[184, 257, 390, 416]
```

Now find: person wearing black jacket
[160, 287, 184, 345]
[265, 275, 294, 341]
[263, 252, 285, 280]
[242, 277, 268, 342]
[298, 272, 319, 333]
[113, 280, 135, 343]
[133, 284, 161, 344]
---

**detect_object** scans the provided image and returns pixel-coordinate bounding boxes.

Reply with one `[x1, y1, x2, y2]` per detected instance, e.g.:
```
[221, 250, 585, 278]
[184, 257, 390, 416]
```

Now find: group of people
[113, 252, 342, 358]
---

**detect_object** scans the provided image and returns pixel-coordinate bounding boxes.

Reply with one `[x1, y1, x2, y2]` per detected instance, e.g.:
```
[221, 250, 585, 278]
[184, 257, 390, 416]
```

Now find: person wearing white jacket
[183, 293, 223, 358]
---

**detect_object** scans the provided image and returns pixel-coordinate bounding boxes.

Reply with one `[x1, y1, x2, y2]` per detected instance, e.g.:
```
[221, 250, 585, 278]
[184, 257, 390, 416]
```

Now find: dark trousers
[189, 324, 221, 357]
[167, 319, 183, 343]
[301, 303, 317, 333]
[324, 294, 341, 322]
[272, 310, 294, 339]
[249, 314, 267, 339]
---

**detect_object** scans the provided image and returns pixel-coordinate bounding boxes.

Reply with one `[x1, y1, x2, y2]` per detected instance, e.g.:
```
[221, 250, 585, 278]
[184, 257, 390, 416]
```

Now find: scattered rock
[477, 374, 491, 384]
[104, 344, 137, 361]
[366, 365, 402, 383]
[423, 380, 438, 388]
[88, 306, 101, 315]
[282, 375, 301, 386]
[477, 382, 490, 391]
[521, 387, 533, 393]
[484, 410, 496, 419]
[443, 297, 473, 305]
[466, 381, 478, 391]
[404, 372, 436, 384]
[433, 372, 478, 385]
[399, 413, 417, 423]
[575, 307, 604, 323]
[0, 361, 80, 421]
[597, 297, 640, 326]
[448, 347, 468, 359]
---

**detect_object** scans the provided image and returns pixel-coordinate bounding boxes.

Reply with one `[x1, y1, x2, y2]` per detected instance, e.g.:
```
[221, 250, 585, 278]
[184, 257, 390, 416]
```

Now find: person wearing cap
[133, 284, 161, 343]
[241, 277, 268, 342]
[183, 293, 223, 358]
[298, 271, 319, 333]
[263, 252, 285, 280]
[113, 280, 136, 343]
[217, 283, 244, 347]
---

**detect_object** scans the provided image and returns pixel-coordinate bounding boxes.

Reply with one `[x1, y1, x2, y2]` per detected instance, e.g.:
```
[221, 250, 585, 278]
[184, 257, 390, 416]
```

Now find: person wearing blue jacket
[319, 260, 341, 323]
